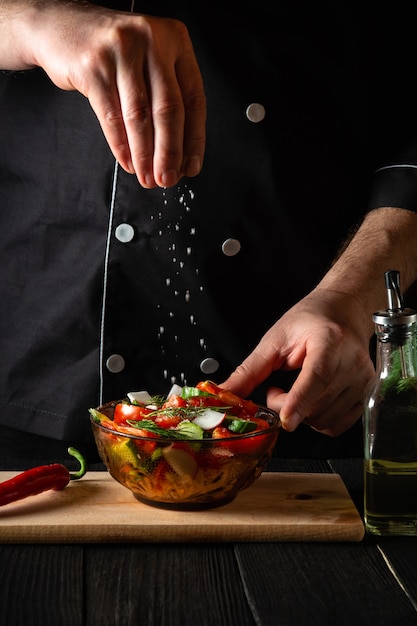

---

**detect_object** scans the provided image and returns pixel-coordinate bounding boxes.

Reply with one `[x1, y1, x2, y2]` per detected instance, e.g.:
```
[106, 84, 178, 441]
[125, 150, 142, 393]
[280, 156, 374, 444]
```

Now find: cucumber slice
[175, 421, 204, 439]
[181, 385, 204, 399]
[227, 418, 258, 434]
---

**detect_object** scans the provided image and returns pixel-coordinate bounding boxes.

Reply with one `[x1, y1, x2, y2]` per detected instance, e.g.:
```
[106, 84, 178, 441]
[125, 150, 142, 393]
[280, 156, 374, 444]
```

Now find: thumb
[220, 350, 275, 399]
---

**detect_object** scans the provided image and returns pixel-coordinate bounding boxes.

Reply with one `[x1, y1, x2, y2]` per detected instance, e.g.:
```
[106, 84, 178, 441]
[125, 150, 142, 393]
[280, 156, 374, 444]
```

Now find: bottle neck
[376, 324, 417, 379]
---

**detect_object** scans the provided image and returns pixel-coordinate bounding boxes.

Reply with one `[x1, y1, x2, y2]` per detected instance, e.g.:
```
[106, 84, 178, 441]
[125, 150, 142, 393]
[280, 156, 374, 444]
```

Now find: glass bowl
[90, 391, 280, 510]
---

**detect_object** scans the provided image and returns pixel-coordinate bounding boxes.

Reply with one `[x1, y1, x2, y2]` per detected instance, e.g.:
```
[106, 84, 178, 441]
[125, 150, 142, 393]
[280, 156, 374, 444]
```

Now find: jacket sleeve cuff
[369, 165, 417, 213]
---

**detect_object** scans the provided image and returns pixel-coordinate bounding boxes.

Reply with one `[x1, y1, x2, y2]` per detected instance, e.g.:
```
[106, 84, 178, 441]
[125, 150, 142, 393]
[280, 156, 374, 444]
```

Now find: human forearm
[317, 207, 417, 332]
[0, 0, 35, 69]
[0, 0, 87, 70]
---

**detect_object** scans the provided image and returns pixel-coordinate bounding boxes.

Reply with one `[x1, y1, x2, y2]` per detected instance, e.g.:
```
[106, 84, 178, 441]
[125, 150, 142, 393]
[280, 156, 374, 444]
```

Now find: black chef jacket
[1, 1, 417, 458]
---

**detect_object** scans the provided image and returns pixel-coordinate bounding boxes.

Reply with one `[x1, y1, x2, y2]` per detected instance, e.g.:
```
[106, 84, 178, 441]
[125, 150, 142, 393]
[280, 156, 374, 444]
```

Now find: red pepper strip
[0, 447, 87, 507]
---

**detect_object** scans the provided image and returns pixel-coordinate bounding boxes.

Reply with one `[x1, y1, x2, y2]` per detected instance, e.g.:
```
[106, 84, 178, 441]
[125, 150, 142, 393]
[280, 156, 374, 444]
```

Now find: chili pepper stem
[67, 447, 87, 480]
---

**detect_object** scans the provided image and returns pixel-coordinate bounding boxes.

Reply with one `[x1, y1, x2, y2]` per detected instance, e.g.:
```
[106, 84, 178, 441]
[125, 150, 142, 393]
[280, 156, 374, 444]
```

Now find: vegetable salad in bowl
[89, 380, 281, 510]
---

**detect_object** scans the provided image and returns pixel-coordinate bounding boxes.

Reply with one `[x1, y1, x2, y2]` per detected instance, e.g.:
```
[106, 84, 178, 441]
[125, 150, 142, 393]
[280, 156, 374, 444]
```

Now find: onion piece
[166, 383, 183, 399]
[192, 408, 225, 430]
[127, 390, 153, 405]
[163, 445, 198, 477]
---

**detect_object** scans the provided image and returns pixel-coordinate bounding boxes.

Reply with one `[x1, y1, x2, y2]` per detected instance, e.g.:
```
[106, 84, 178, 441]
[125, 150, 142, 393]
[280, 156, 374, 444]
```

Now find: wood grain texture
[0, 545, 84, 626]
[84, 544, 256, 626]
[0, 543, 256, 626]
[2, 460, 417, 626]
[235, 541, 417, 626]
[0, 472, 364, 543]
[375, 538, 417, 614]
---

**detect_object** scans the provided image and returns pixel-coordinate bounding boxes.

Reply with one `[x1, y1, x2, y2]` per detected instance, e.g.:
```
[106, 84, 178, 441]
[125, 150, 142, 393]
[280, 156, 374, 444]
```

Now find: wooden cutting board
[0, 472, 365, 543]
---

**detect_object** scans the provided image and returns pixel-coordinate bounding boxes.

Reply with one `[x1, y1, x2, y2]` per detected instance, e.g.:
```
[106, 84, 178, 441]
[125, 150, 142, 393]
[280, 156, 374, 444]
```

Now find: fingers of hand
[276, 338, 341, 430]
[303, 400, 364, 437]
[73, 37, 152, 183]
[175, 50, 206, 179]
[76, 16, 206, 188]
[221, 343, 283, 399]
[266, 387, 288, 416]
[117, 75, 157, 188]
[87, 75, 140, 178]
[279, 353, 374, 435]
[143, 41, 206, 187]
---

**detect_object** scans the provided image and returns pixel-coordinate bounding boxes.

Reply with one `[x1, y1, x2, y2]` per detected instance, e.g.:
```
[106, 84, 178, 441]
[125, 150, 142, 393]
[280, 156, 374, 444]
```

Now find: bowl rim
[90, 400, 281, 443]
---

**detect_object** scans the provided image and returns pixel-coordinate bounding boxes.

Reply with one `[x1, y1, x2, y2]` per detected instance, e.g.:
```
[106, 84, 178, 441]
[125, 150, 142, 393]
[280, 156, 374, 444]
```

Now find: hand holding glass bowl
[89, 380, 281, 510]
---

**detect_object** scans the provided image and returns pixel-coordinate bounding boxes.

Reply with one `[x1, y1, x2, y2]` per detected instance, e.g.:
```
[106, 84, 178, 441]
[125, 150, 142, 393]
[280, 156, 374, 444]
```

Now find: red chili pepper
[0, 447, 87, 507]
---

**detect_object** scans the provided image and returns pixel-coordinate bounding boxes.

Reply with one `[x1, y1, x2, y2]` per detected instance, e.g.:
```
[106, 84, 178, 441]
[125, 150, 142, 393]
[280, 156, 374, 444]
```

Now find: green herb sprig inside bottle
[364, 269, 417, 536]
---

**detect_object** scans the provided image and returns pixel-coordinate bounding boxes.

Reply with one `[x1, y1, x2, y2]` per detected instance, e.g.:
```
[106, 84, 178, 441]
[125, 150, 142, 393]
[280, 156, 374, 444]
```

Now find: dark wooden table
[1, 450, 417, 626]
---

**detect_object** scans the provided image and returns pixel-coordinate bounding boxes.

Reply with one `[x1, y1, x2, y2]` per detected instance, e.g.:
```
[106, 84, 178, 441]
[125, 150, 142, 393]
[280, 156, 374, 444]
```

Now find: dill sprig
[131, 395, 165, 408]
[126, 419, 188, 438]
[381, 348, 417, 400]
[144, 404, 232, 421]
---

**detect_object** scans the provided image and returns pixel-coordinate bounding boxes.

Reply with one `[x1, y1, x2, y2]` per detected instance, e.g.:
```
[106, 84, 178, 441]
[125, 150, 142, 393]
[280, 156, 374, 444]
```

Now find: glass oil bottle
[364, 269, 417, 536]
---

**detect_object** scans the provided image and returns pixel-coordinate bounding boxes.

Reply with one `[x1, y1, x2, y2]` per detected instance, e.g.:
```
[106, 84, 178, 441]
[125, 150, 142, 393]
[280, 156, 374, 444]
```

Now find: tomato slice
[212, 417, 272, 454]
[154, 414, 182, 429]
[212, 426, 232, 439]
[152, 458, 171, 491]
[196, 380, 259, 417]
[113, 402, 153, 425]
[187, 395, 226, 409]
[131, 430, 159, 456]
[162, 395, 187, 409]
